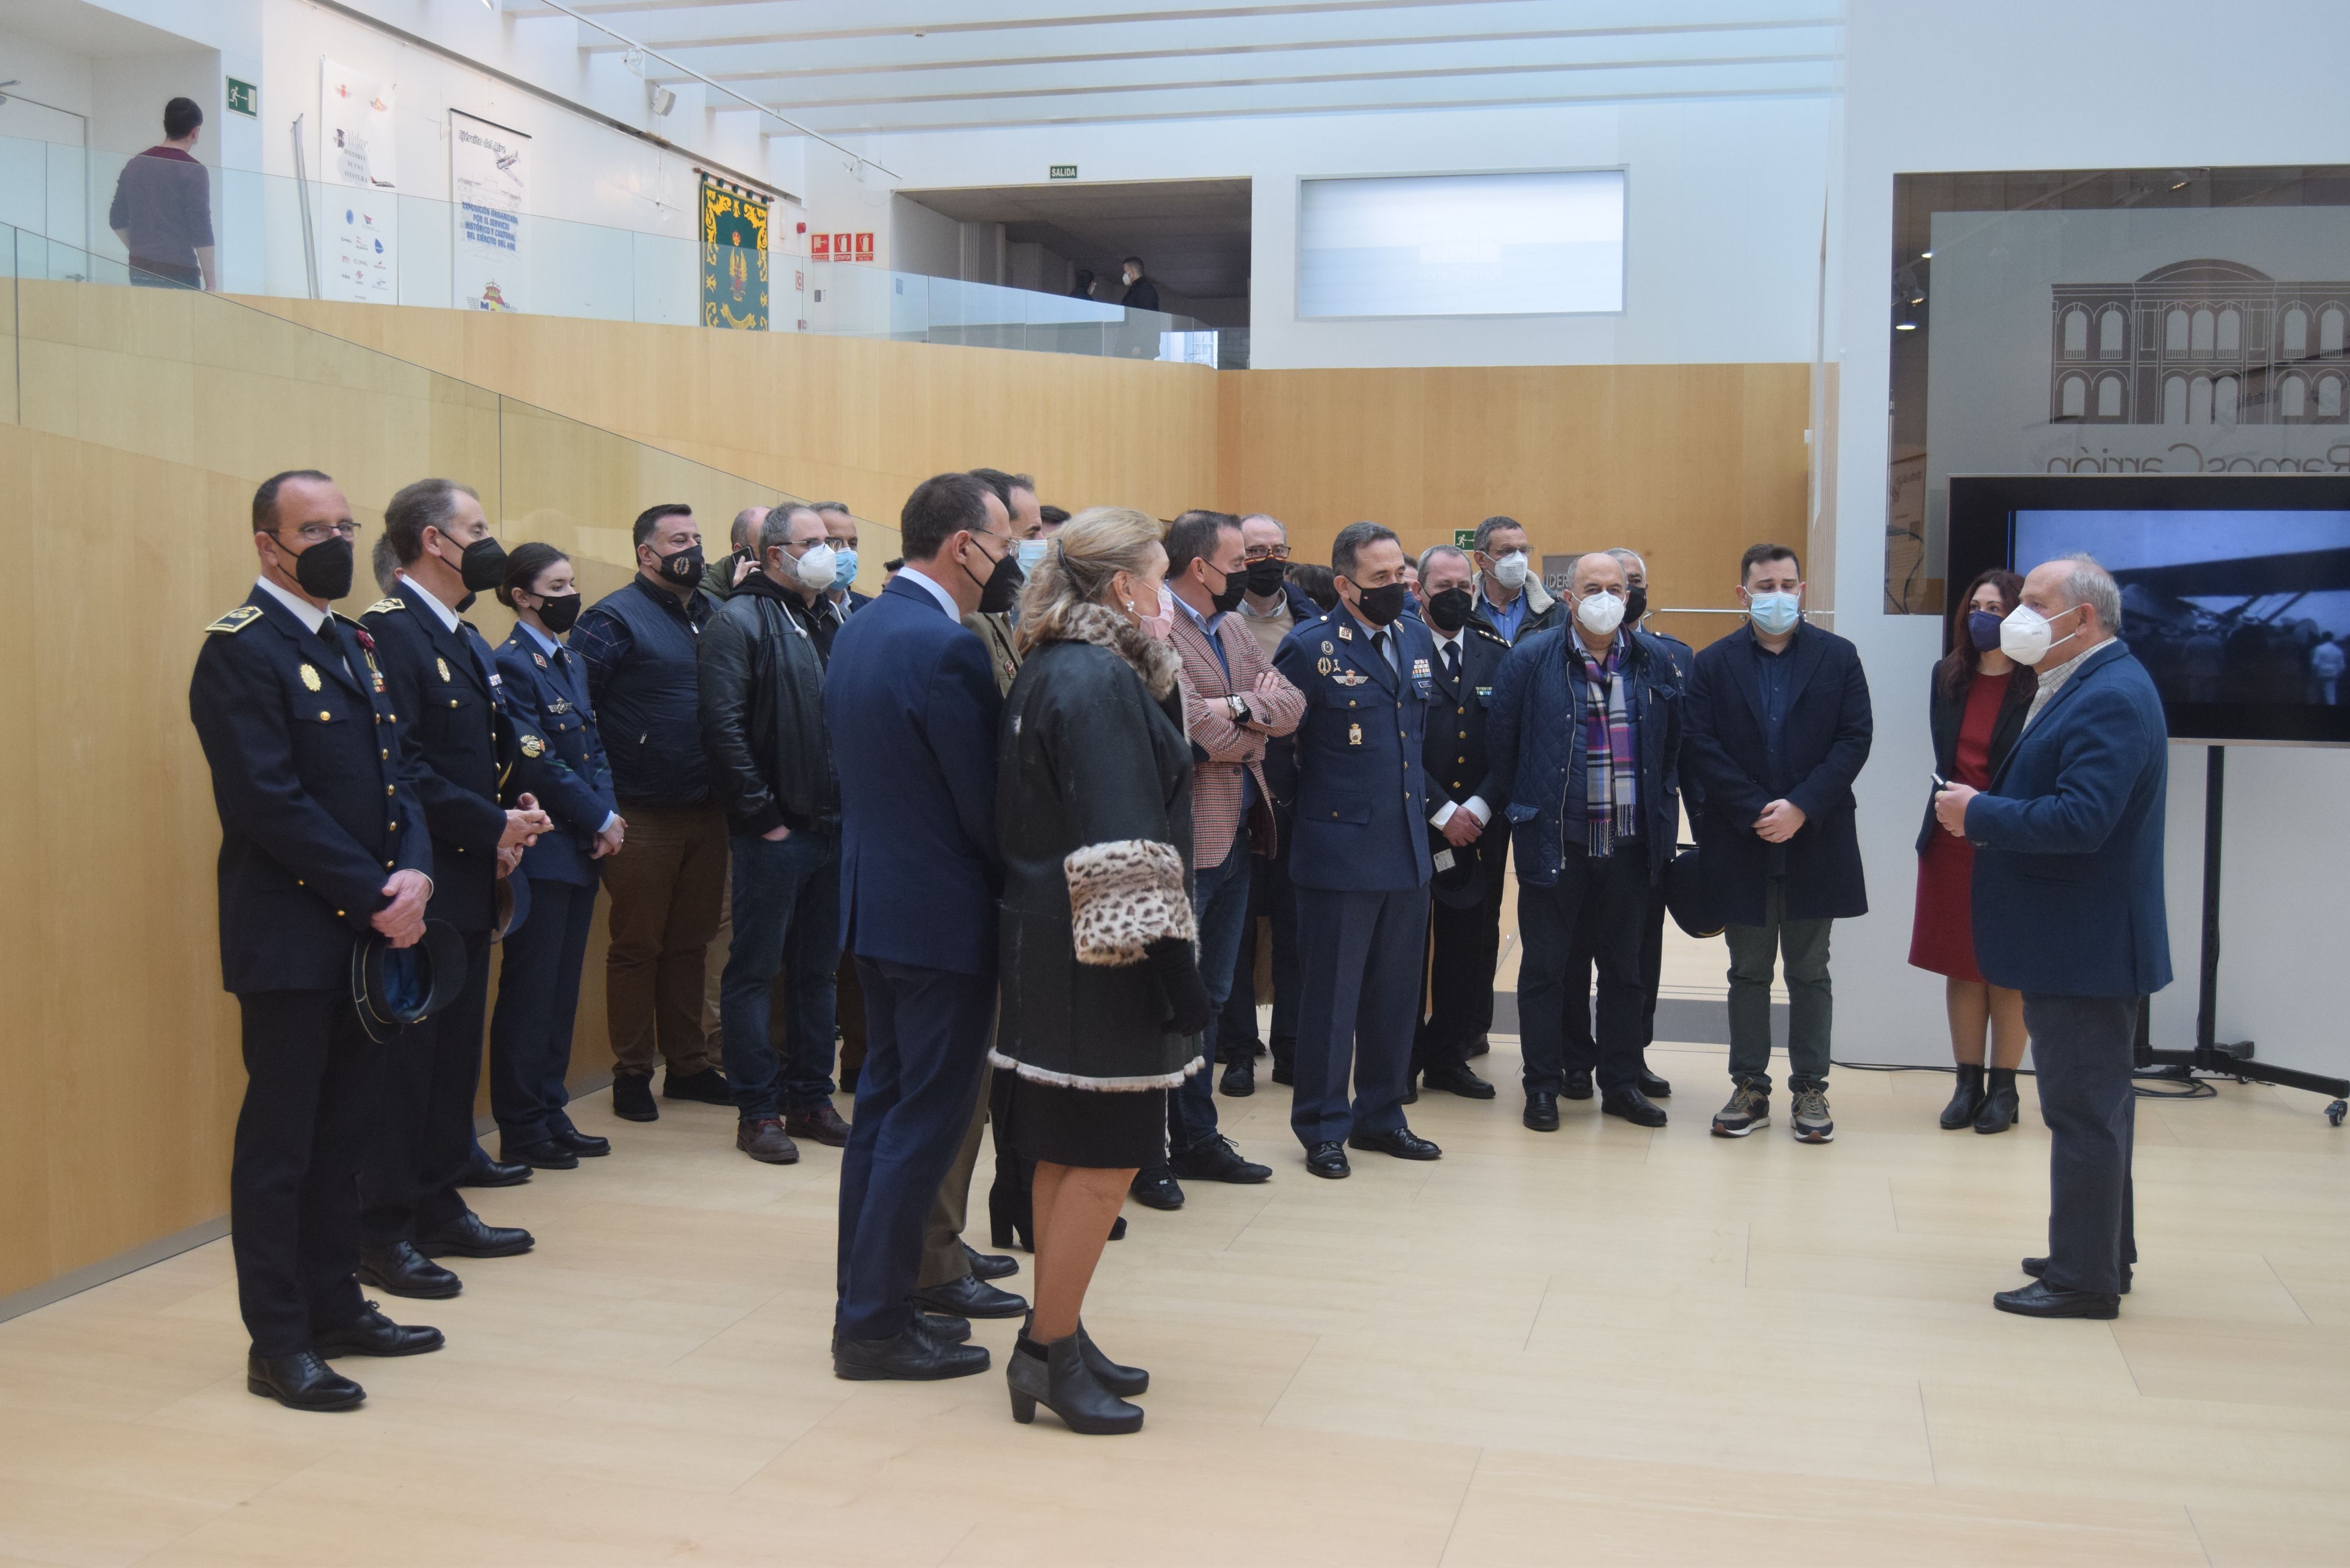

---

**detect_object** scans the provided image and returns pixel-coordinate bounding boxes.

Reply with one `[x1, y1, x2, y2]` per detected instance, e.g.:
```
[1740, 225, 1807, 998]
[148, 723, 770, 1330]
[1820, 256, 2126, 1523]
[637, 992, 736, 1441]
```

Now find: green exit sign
[226, 77, 258, 118]
[1049, 165, 1078, 180]
[1453, 528, 1476, 550]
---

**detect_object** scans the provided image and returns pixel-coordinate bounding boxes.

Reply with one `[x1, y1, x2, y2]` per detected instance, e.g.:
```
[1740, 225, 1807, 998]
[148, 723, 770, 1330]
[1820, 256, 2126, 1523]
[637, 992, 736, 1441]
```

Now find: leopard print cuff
[1064, 838, 1194, 966]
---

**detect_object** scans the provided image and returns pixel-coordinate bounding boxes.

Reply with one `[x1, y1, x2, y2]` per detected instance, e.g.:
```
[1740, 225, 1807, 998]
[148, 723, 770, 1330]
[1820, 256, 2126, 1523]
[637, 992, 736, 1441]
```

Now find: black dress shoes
[1169, 1135, 1273, 1184]
[457, 1148, 533, 1187]
[663, 1067, 733, 1104]
[416, 1213, 535, 1259]
[913, 1273, 1029, 1319]
[1994, 1279, 2121, 1320]
[500, 1138, 578, 1171]
[314, 1302, 445, 1358]
[1347, 1125, 1443, 1161]
[834, 1326, 990, 1380]
[247, 1351, 365, 1412]
[610, 1074, 658, 1122]
[1562, 1068, 1595, 1101]
[1600, 1088, 1669, 1127]
[786, 1101, 852, 1147]
[1523, 1091, 1561, 1132]
[556, 1127, 612, 1157]
[913, 1310, 971, 1344]
[1638, 1067, 1673, 1099]
[962, 1241, 1019, 1282]
[1220, 1055, 1255, 1096]
[2022, 1256, 2132, 1294]
[1423, 1062, 1497, 1100]
[1130, 1167, 1185, 1210]
[1304, 1141, 1350, 1179]
[356, 1242, 462, 1300]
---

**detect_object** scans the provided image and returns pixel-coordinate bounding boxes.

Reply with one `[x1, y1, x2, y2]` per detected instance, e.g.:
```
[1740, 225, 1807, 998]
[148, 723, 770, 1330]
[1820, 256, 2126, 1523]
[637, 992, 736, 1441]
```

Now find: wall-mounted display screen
[1297, 169, 1625, 319]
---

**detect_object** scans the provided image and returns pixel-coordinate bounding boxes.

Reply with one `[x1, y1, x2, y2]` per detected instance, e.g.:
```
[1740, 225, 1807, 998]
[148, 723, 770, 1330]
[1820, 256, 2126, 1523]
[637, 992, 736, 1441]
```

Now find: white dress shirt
[254, 576, 355, 684]
[896, 564, 961, 619]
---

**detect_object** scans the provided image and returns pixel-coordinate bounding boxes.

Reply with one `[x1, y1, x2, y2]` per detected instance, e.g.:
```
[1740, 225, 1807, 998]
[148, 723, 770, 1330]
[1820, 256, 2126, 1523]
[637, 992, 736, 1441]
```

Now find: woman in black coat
[1909, 568, 2035, 1132]
[992, 505, 1211, 1436]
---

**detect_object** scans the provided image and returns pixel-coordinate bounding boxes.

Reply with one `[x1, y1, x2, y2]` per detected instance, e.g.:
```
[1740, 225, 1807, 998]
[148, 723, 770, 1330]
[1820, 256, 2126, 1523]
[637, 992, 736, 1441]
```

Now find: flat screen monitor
[1945, 474, 2350, 746]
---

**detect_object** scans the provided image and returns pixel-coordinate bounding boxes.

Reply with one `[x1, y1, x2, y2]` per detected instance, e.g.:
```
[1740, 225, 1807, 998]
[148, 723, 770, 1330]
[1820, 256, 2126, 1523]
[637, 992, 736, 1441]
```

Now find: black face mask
[284, 534, 354, 601]
[536, 592, 582, 635]
[1208, 567, 1247, 616]
[1353, 581, 1408, 628]
[1245, 558, 1287, 597]
[654, 543, 705, 590]
[1425, 586, 1472, 633]
[969, 538, 1024, 615]
[1625, 586, 1648, 626]
[453, 534, 508, 593]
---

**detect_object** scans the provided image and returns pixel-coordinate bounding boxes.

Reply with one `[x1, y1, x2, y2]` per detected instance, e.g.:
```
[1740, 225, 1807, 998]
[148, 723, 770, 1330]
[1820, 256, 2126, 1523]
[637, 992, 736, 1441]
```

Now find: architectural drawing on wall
[2048, 260, 2350, 427]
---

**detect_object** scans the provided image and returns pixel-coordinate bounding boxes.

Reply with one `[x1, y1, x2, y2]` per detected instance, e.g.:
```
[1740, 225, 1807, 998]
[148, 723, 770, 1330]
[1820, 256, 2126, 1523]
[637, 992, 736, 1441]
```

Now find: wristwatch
[1225, 694, 1253, 724]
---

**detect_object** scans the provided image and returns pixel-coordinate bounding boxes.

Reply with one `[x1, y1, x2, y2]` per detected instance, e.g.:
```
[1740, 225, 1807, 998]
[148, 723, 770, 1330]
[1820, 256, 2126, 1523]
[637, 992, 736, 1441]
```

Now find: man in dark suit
[1684, 543, 1873, 1146]
[824, 471, 1022, 1379]
[358, 479, 555, 1299]
[1933, 555, 2169, 1320]
[1272, 521, 1443, 1178]
[1410, 544, 1509, 1101]
[189, 469, 444, 1411]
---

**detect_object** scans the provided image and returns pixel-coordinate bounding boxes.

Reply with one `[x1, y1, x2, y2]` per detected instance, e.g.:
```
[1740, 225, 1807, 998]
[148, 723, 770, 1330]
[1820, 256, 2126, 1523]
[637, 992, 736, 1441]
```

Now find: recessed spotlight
[1894, 320, 1917, 331]
[1920, 250, 1932, 259]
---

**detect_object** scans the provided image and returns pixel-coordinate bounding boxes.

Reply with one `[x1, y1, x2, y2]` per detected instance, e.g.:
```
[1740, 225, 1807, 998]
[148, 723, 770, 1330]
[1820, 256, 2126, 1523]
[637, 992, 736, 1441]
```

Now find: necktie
[314, 614, 359, 689]
[1443, 641, 1460, 683]
[1371, 629, 1389, 672]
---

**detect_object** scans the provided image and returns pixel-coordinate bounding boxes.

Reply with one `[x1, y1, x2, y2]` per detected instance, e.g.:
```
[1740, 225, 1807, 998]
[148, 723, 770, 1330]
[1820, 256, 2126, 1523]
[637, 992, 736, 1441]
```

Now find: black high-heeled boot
[1007, 1332, 1144, 1434]
[987, 1175, 1034, 1252]
[1021, 1313, 1148, 1396]
[1940, 1063, 1986, 1129]
[1974, 1068, 2020, 1134]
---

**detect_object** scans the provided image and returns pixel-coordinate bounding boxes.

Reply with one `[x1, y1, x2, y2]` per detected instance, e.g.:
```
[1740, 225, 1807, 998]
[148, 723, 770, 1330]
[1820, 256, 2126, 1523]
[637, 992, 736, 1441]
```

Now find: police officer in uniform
[189, 469, 446, 1411]
[1411, 544, 1512, 1101]
[1272, 522, 1444, 1178]
[356, 478, 556, 1299]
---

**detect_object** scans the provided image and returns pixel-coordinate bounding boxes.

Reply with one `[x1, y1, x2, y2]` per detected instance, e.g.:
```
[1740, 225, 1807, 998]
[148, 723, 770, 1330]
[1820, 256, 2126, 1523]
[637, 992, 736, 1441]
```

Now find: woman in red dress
[1910, 569, 2035, 1131]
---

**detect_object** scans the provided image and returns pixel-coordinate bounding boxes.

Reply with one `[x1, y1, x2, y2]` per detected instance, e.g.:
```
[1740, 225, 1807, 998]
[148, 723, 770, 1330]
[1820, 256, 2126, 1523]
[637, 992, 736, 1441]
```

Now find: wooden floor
[3, 1036, 2346, 1567]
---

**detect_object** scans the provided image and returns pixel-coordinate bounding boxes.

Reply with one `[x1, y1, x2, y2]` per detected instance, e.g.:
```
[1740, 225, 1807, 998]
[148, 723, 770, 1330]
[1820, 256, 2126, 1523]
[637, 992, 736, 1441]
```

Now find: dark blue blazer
[1683, 621, 1874, 925]
[823, 574, 1003, 976]
[188, 590, 431, 994]
[1272, 606, 1435, 893]
[494, 627, 617, 886]
[1966, 639, 2172, 997]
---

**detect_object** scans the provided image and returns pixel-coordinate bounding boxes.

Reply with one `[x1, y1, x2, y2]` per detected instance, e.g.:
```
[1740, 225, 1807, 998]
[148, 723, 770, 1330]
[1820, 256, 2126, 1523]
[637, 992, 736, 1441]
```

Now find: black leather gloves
[1143, 936, 1213, 1036]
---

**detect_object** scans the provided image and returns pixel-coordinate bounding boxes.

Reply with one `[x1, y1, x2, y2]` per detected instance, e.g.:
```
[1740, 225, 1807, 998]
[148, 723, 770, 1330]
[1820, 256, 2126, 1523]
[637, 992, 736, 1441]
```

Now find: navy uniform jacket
[493, 628, 617, 887]
[822, 574, 1003, 977]
[188, 589, 432, 995]
[1422, 614, 1513, 907]
[1645, 627, 1700, 818]
[1273, 607, 1436, 893]
[361, 591, 560, 933]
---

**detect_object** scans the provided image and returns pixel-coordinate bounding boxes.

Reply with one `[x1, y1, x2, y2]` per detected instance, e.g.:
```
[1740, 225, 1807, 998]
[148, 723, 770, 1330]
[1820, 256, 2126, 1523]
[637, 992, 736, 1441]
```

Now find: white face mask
[1575, 590, 1626, 637]
[793, 542, 838, 592]
[1491, 550, 1530, 589]
[2000, 601, 2080, 666]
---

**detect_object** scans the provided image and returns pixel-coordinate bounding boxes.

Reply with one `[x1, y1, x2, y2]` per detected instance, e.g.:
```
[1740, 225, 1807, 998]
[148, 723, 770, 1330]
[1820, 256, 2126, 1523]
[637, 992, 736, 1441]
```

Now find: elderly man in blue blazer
[823, 471, 1025, 1379]
[1935, 554, 2168, 1320]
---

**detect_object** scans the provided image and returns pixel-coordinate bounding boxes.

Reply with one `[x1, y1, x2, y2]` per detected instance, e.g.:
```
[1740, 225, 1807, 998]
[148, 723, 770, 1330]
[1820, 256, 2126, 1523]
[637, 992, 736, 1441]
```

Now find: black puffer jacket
[993, 605, 1201, 1090]
[698, 571, 839, 836]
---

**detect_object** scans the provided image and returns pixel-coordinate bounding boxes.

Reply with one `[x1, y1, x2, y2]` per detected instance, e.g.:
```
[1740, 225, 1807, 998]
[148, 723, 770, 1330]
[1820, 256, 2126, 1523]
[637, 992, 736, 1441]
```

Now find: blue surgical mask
[1016, 538, 1048, 573]
[1746, 590, 1801, 636]
[830, 547, 858, 590]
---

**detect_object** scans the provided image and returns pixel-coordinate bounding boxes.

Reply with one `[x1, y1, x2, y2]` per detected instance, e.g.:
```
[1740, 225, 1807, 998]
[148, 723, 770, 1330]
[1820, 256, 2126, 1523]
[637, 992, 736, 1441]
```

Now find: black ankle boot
[1019, 1313, 1148, 1397]
[1007, 1332, 1144, 1434]
[1975, 1068, 2021, 1134]
[1940, 1064, 1986, 1129]
[988, 1176, 1034, 1252]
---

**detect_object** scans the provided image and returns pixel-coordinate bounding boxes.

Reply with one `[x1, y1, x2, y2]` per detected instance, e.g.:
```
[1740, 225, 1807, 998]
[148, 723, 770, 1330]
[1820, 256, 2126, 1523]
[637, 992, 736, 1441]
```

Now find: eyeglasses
[277, 521, 360, 545]
[1243, 543, 1291, 562]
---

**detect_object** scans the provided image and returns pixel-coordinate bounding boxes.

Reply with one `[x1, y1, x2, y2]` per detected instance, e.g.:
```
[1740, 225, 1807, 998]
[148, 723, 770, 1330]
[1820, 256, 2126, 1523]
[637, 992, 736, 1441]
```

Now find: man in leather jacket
[698, 505, 851, 1163]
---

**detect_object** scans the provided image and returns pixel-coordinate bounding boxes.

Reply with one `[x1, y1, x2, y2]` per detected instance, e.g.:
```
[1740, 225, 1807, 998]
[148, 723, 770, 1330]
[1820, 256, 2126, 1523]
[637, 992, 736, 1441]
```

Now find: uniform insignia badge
[533, 652, 548, 668]
[1333, 669, 1368, 686]
[202, 605, 261, 636]
[1476, 686, 1494, 699]
[1317, 657, 1334, 676]
[548, 699, 571, 714]
[364, 598, 404, 616]
[298, 663, 322, 692]
[436, 658, 452, 682]
[1321, 640, 1334, 654]
[1337, 626, 1353, 642]
[372, 673, 386, 694]
[521, 734, 546, 759]
[1412, 658, 1432, 679]
[1348, 722, 1363, 746]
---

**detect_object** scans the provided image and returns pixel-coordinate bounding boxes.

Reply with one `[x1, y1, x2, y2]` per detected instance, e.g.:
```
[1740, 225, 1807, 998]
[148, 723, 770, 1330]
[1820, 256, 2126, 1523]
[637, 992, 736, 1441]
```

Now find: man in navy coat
[1272, 521, 1443, 1179]
[823, 471, 1022, 1379]
[1934, 554, 2169, 1320]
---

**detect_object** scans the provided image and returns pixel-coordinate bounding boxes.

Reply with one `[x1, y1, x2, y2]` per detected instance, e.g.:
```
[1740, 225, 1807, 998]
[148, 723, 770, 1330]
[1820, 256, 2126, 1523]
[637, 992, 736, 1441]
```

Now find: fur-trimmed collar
[1047, 602, 1184, 701]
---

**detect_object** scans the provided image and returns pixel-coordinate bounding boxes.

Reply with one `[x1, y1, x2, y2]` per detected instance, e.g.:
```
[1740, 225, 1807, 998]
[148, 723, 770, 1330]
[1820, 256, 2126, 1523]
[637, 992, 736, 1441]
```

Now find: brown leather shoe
[785, 1101, 851, 1148]
[736, 1118, 801, 1165]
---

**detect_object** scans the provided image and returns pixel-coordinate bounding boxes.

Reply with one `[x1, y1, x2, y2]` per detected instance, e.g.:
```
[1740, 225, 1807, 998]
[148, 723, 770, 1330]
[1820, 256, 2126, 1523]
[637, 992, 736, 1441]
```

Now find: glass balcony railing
[0, 133, 1216, 363]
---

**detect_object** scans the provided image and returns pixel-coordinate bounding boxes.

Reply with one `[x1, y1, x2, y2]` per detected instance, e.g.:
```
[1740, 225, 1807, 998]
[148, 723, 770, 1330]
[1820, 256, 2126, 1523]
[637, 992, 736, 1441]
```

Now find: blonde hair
[1013, 506, 1166, 654]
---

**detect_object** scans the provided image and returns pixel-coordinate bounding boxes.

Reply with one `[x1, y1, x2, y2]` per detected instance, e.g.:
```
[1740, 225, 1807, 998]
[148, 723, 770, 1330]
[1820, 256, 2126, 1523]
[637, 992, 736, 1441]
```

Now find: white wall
[1828, 0, 2350, 1085]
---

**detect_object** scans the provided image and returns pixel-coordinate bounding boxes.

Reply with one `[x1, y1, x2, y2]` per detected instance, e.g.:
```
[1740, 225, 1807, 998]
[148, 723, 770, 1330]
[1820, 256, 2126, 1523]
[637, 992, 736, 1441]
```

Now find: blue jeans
[719, 828, 841, 1119]
[1169, 826, 1254, 1155]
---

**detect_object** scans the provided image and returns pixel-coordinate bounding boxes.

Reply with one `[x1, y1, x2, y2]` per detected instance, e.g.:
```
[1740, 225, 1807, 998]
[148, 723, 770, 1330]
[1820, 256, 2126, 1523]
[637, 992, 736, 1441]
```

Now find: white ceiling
[506, 0, 1844, 138]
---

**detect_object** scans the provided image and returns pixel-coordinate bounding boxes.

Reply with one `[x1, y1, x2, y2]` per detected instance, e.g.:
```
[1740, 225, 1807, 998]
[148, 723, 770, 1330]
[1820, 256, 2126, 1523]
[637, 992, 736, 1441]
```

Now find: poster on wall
[319, 59, 397, 305]
[450, 111, 528, 313]
[700, 172, 769, 330]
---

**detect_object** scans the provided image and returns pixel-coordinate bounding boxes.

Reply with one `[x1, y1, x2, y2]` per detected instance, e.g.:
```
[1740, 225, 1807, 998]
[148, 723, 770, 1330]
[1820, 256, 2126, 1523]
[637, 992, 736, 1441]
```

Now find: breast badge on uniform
[1317, 657, 1335, 676]
[1412, 658, 1432, 681]
[1348, 722, 1363, 746]
[1333, 668, 1368, 687]
[520, 734, 546, 759]
[435, 657, 452, 683]
[1337, 625, 1353, 642]
[1321, 640, 1334, 654]
[298, 663, 322, 692]
[532, 651, 548, 668]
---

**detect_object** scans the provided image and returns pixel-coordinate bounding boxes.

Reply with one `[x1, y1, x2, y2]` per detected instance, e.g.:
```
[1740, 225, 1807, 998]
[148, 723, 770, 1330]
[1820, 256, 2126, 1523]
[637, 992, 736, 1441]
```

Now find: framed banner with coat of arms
[701, 172, 770, 330]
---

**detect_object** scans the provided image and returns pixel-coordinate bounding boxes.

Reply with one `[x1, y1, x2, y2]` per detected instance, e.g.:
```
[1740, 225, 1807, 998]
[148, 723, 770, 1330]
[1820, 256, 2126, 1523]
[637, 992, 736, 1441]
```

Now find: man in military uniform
[1411, 544, 1512, 1102]
[356, 478, 556, 1299]
[189, 469, 446, 1411]
[1272, 522, 1444, 1179]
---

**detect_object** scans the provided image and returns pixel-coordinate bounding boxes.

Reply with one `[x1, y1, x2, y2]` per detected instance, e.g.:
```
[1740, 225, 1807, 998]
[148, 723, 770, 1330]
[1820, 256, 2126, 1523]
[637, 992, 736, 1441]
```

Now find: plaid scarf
[1574, 636, 1639, 857]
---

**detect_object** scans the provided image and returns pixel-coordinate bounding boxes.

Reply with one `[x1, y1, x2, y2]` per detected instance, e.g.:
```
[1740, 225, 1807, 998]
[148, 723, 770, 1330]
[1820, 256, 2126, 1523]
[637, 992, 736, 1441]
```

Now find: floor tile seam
[1431, 1446, 1484, 1568]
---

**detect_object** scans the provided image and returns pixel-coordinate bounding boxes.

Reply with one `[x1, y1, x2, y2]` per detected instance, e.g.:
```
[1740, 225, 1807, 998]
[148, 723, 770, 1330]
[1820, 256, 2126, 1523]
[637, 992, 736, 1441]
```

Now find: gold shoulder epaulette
[1473, 624, 1509, 644]
[364, 597, 406, 616]
[203, 605, 262, 636]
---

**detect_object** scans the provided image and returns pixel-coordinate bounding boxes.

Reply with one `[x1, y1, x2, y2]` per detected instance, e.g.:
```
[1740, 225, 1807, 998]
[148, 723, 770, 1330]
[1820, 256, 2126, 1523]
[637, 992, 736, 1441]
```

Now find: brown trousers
[602, 803, 726, 1078]
[917, 1056, 990, 1287]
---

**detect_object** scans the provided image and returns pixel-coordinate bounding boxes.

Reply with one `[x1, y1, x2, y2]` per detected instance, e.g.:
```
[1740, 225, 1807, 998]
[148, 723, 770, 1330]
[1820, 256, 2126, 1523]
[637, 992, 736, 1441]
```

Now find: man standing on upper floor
[1119, 257, 1161, 313]
[1272, 522, 1443, 1179]
[1469, 515, 1562, 646]
[571, 504, 735, 1122]
[1684, 543, 1873, 1147]
[1410, 544, 1511, 1103]
[110, 97, 215, 291]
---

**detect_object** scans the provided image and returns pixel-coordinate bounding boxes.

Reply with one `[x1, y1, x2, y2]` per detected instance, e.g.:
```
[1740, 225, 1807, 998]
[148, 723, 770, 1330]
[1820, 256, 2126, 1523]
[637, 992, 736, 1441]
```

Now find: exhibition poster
[451, 111, 528, 313]
[319, 59, 397, 305]
[701, 172, 770, 330]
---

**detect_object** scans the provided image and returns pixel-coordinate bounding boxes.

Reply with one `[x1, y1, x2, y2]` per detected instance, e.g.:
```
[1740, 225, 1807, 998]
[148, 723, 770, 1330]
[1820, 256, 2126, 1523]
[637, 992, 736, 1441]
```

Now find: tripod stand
[2133, 746, 2349, 1125]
